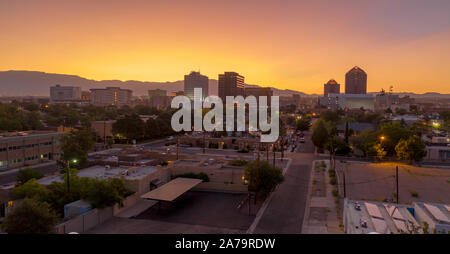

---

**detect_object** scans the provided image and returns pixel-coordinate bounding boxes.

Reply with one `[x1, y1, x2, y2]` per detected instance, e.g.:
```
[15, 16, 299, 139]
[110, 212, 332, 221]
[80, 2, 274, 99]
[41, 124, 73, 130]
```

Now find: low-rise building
[343, 199, 450, 234]
[320, 93, 375, 111]
[38, 164, 170, 196]
[0, 131, 62, 169]
[425, 144, 450, 162]
[91, 120, 116, 141]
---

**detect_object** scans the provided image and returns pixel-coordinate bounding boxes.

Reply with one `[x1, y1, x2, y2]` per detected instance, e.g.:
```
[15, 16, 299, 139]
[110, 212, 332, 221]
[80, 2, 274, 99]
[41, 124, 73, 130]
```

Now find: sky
[1, 0, 450, 94]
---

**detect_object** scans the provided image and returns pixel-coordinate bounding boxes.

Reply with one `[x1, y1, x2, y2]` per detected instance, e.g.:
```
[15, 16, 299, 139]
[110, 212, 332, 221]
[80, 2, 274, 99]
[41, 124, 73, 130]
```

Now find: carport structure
[140, 177, 203, 212]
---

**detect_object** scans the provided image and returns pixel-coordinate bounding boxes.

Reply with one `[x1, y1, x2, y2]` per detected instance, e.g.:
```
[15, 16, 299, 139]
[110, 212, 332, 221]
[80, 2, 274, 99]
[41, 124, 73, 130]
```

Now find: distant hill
[0, 70, 313, 97]
[0, 70, 186, 96]
[0, 70, 448, 98]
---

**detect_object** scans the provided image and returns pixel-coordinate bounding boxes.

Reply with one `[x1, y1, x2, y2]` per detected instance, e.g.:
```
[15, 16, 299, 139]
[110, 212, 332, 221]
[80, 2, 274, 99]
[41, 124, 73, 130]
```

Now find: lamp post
[66, 159, 77, 194]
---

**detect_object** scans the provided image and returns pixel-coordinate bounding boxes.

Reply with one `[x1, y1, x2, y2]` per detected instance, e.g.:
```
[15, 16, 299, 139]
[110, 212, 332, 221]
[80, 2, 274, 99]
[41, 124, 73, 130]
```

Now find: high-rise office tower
[184, 71, 208, 100]
[345, 66, 367, 94]
[324, 79, 340, 97]
[218, 72, 245, 102]
[89, 87, 133, 106]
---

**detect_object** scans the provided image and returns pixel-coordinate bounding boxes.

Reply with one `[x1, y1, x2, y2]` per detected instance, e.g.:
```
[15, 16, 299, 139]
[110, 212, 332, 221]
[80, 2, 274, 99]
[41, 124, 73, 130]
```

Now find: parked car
[299, 137, 305, 143]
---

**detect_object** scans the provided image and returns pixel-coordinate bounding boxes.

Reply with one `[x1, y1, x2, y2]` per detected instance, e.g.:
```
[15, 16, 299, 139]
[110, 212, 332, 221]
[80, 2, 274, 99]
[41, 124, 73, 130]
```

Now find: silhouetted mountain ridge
[0, 70, 448, 98]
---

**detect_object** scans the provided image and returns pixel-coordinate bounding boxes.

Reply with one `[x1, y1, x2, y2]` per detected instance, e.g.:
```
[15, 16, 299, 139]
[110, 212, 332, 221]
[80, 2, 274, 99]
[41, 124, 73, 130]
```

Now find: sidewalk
[301, 160, 343, 234]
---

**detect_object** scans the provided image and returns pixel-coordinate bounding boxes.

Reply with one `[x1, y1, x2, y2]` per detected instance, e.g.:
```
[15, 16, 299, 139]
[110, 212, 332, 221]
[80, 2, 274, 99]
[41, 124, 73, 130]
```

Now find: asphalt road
[0, 163, 58, 185]
[251, 132, 316, 234]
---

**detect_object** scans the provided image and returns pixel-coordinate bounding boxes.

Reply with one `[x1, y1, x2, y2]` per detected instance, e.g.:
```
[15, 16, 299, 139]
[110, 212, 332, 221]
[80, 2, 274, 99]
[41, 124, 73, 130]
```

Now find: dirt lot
[336, 161, 450, 204]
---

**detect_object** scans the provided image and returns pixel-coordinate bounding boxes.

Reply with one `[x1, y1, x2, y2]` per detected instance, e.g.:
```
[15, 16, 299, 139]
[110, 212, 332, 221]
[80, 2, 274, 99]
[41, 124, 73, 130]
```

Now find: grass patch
[332, 189, 339, 197]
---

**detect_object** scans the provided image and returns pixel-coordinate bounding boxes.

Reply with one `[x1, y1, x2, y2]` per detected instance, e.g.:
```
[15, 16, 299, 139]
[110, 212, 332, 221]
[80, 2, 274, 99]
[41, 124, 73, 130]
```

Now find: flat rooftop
[38, 165, 158, 185]
[344, 199, 420, 234]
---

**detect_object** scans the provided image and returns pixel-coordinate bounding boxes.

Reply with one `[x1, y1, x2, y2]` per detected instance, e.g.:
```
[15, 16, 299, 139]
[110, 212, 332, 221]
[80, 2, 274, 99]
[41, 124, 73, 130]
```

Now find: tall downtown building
[345, 66, 367, 94]
[184, 71, 208, 100]
[218, 72, 245, 103]
[324, 79, 340, 97]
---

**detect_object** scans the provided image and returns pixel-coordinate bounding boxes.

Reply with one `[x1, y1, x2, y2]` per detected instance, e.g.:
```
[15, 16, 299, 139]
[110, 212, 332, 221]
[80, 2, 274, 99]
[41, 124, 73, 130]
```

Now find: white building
[343, 199, 450, 234]
[89, 87, 133, 107]
[50, 85, 82, 103]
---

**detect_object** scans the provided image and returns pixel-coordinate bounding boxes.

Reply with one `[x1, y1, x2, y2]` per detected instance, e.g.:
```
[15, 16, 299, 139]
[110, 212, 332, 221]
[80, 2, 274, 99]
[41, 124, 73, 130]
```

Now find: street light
[380, 136, 385, 141]
[66, 159, 78, 194]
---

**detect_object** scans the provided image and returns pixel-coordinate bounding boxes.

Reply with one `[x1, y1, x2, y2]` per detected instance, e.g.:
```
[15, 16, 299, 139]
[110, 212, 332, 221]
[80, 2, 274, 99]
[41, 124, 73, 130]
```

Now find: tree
[373, 143, 387, 161]
[286, 116, 295, 126]
[2, 199, 58, 234]
[16, 168, 44, 186]
[321, 110, 342, 123]
[379, 122, 413, 156]
[244, 160, 284, 197]
[296, 117, 311, 132]
[325, 136, 347, 168]
[13, 179, 48, 202]
[395, 135, 427, 163]
[112, 114, 144, 142]
[312, 120, 329, 150]
[84, 178, 126, 209]
[60, 129, 95, 168]
[350, 130, 378, 157]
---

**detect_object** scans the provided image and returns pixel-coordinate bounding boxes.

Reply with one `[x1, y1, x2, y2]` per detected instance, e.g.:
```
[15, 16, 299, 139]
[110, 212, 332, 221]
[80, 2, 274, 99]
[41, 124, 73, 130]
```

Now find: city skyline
[1, 0, 450, 94]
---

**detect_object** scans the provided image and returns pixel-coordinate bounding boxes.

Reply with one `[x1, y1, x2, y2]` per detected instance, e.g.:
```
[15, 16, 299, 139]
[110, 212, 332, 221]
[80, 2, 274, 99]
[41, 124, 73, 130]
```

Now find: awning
[140, 177, 202, 202]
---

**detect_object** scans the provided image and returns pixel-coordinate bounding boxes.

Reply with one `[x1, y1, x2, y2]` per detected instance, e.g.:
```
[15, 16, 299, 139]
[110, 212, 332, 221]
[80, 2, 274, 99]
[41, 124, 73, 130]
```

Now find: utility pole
[396, 165, 399, 204]
[176, 137, 179, 160]
[273, 145, 276, 167]
[66, 160, 70, 194]
[343, 170, 346, 198]
[257, 142, 260, 161]
[203, 131, 205, 154]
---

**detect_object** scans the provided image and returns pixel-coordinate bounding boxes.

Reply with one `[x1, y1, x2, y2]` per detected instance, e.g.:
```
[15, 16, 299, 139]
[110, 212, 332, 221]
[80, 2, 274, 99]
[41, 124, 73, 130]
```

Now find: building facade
[50, 85, 82, 103]
[184, 71, 208, 100]
[148, 89, 166, 101]
[149, 95, 172, 109]
[218, 72, 245, 103]
[324, 79, 340, 97]
[345, 66, 367, 94]
[0, 131, 62, 169]
[244, 87, 273, 107]
[89, 87, 133, 107]
[321, 93, 375, 110]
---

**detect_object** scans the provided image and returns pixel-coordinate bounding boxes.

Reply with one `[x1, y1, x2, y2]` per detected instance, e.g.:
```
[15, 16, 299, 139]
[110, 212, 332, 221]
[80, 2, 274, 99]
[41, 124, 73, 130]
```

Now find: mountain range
[0, 70, 449, 98]
[0, 70, 309, 97]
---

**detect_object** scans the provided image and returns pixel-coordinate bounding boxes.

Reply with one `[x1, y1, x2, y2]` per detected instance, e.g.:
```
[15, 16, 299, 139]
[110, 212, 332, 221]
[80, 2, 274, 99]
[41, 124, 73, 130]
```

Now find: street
[250, 131, 316, 233]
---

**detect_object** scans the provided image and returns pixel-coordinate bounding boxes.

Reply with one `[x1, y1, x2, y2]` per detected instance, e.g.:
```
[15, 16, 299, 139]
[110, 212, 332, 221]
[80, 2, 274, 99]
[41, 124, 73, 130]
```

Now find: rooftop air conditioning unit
[360, 220, 368, 228]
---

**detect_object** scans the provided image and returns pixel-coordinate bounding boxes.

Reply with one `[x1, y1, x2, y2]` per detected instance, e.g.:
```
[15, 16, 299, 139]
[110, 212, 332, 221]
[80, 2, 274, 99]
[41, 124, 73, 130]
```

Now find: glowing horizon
[1, 0, 450, 94]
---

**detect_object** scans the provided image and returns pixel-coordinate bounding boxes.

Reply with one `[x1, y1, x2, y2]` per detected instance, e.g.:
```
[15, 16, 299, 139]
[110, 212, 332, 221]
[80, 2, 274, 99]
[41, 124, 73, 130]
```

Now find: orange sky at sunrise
[1, 0, 450, 94]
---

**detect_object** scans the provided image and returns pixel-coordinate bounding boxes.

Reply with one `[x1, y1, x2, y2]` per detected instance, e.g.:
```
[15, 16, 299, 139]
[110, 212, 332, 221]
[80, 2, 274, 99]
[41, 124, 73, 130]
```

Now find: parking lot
[135, 191, 263, 230]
